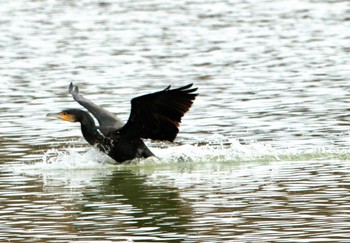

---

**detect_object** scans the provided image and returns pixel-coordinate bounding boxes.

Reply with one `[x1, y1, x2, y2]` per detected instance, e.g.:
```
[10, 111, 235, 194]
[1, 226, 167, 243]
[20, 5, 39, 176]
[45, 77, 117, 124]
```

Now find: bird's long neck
[79, 111, 104, 146]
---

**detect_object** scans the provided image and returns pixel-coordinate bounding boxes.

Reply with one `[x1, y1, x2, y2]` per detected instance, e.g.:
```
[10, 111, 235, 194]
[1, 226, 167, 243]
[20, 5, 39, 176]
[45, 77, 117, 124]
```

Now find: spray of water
[10, 134, 350, 173]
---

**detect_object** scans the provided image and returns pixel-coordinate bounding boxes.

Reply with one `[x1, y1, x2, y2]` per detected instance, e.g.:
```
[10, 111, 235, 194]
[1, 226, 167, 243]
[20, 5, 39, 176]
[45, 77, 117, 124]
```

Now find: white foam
[6, 136, 349, 194]
[10, 136, 350, 174]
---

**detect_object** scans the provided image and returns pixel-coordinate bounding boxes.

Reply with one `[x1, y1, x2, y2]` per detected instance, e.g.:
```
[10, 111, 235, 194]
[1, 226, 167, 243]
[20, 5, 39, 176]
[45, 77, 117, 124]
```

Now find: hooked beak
[46, 112, 76, 122]
[46, 112, 61, 119]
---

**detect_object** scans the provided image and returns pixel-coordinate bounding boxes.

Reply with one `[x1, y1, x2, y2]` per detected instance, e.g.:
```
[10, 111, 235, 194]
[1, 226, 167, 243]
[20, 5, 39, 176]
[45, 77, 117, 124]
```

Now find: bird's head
[46, 109, 82, 123]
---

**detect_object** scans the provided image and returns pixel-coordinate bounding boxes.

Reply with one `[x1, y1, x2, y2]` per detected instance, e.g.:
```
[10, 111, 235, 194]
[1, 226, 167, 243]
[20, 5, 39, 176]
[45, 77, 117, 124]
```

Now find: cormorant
[47, 83, 198, 163]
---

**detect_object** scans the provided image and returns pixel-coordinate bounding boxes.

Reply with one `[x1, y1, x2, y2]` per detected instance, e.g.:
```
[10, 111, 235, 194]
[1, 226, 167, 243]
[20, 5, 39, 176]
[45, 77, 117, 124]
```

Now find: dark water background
[1, 0, 350, 242]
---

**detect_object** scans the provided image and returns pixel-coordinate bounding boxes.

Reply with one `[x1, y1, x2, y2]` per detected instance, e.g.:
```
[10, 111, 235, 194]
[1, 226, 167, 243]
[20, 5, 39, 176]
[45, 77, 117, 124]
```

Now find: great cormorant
[47, 83, 198, 163]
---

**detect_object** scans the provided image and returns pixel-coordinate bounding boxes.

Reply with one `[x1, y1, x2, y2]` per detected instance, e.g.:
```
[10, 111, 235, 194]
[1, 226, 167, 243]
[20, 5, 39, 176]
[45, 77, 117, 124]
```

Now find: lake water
[1, 0, 350, 242]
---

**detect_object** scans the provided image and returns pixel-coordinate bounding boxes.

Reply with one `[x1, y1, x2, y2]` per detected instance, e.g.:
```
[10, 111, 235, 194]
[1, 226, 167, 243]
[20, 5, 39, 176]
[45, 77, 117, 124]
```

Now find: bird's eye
[62, 112, 67, 115]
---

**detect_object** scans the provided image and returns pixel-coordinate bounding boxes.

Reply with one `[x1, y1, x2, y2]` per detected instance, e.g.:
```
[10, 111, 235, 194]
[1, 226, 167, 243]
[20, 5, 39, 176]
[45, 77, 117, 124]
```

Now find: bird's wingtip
[182, 83, 198, 96]
[69, 82, 79, 96]
[69, 82, 74, 93]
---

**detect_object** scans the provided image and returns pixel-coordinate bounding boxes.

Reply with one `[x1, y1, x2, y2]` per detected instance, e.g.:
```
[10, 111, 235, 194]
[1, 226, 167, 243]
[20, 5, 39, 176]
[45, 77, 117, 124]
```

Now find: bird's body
[47, 83, 198, 163]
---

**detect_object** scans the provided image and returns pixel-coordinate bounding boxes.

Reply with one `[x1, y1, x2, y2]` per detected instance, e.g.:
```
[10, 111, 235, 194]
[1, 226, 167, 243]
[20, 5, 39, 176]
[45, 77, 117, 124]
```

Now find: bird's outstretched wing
[69, 83, 124, 134]
[119, 84, 198, 141]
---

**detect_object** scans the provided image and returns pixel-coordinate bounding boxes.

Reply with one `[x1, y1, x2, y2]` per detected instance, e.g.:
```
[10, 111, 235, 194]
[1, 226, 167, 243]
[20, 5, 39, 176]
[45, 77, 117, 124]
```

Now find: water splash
[9, 135, 350, 175]
[146, 140, 350, 165]
[41, 147, 116, 169]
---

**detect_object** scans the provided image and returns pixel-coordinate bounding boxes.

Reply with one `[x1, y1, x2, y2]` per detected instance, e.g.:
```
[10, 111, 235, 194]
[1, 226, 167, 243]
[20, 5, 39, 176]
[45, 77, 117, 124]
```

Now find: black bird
[47, 83, 198, 163]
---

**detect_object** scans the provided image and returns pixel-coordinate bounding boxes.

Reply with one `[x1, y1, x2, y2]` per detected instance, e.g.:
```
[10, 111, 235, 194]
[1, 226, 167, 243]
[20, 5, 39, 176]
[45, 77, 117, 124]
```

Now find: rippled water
[1, 0, 350, 242]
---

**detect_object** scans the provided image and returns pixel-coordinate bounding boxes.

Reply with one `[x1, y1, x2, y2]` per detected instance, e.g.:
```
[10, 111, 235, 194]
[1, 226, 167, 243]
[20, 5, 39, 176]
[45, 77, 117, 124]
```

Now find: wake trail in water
[10, 135, 350, 174]
[5, 136, 349, 191]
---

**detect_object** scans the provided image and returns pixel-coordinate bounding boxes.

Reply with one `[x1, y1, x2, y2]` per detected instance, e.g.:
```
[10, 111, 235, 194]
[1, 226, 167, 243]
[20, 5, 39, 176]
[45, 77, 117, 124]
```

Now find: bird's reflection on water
[74, 170, 192, 240]
[0, 166, 192, 241]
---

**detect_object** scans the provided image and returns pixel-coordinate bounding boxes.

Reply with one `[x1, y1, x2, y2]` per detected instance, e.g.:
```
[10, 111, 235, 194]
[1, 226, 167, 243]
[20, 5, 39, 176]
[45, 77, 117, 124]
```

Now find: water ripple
[1, 0, 350, 241]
